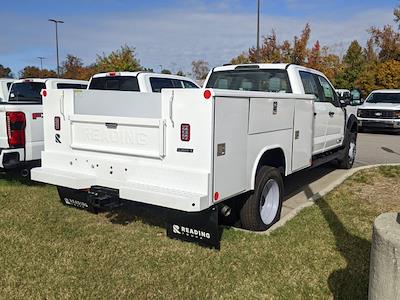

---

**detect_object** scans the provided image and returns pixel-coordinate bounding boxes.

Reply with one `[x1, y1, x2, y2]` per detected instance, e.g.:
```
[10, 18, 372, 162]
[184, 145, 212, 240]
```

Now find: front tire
[337, 131, 357, 169]
[240, 166, 284, 231]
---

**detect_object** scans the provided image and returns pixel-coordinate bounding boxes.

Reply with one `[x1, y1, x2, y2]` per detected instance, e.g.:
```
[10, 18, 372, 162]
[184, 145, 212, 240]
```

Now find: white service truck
[32, 64, 358, 248]
[0, 78, 88, 172]
[0, 78, 15, 102]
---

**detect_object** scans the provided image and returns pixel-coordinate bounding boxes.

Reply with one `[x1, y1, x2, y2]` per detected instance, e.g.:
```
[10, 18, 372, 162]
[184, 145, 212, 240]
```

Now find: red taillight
[107, 72, 118, 77]
[204, 89, 212, 100]
[180, 123, 190, 141]
[42, 89, 47, 97]
[54, 116, 61, 130]
[6, 112, 26, 148]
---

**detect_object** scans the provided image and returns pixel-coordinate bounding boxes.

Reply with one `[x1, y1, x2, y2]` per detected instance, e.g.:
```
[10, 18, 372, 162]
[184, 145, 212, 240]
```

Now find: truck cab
[357, 89, 400, 131]
[0, 78, 15, 102]
[88, 72, 199, 92]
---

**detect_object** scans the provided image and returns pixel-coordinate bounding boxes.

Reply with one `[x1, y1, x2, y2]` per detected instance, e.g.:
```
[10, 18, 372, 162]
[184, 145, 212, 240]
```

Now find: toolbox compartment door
[213, 97, 248, 200]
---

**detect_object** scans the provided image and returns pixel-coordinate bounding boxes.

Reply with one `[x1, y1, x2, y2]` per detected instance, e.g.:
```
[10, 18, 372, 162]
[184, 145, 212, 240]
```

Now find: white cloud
[0, 6, 396, 75]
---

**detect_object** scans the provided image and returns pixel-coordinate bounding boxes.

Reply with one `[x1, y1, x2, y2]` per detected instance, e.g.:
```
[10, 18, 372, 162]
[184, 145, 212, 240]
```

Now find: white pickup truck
[0, 78, 88, 172]
[32, 64, 358, 248]
[0, 78, 15, 102]
[88, 71, 199, 92]
[357, 89, 400, 132]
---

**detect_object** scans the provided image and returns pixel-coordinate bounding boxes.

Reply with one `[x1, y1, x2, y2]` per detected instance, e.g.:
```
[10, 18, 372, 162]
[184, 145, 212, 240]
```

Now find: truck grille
[358, 109, 399, 119]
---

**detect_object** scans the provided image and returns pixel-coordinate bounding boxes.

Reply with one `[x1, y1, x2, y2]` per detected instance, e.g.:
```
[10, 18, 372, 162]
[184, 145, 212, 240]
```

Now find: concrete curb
[233, 163, 400, 235]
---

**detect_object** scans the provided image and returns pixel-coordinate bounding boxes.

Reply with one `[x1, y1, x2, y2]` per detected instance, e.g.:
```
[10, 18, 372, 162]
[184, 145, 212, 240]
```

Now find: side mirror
[339, 99, 349, 107]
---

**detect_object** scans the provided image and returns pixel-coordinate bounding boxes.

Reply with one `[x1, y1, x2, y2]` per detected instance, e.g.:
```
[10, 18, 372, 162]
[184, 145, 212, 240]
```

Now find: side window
[299, 71, 320, 101]
[318, 76, 338, 105]
[172, 79, 184, 88]
[150, 77, 174, 93]
[182, 80, 199, 88]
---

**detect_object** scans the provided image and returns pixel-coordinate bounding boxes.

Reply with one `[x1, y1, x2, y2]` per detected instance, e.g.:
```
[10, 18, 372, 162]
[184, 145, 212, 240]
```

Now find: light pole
[48, 19, 64, 77]
[37, 56, 46, 70]
[256, 0, 260, 62]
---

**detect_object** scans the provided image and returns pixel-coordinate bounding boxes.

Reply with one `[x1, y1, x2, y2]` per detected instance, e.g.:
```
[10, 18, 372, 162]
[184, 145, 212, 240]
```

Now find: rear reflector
[6, 112, 26, 148]
[180, 124, 190, 141]
[54, 116, 61, 130]
[214, 192, 219, 201]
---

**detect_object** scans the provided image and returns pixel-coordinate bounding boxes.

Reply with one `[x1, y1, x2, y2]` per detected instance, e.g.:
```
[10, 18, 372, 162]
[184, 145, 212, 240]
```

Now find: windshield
[9, 82, 45, 102]
[89, 76, 140, 91]
[366, 92, 400, 104]
[206, 69, 292, 93]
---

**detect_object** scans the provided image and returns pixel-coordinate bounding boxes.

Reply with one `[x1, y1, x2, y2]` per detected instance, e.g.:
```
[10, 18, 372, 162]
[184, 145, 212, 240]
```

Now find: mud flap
[166, 206, 221, 249]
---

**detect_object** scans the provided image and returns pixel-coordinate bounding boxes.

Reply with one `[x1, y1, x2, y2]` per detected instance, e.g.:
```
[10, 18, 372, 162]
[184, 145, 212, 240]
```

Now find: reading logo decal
[55, 134, 61, 144]
[172, 224, 211, 240]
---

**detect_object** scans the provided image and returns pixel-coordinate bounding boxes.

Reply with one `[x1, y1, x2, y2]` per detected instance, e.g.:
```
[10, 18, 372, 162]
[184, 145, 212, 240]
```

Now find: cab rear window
[150, 77, 199, 93]
[89, 76, 140, 92]
[9, 82, 45, 102]
[206, 69, 292, 93]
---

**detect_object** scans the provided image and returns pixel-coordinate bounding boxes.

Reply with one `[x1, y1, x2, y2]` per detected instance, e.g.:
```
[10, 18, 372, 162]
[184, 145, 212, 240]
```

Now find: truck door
[316, 76, 345, 150]
[299, 71, 327, 155]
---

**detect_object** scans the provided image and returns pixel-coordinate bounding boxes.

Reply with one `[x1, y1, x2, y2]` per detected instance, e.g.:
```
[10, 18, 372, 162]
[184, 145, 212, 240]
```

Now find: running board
[311, 148, 343, 168]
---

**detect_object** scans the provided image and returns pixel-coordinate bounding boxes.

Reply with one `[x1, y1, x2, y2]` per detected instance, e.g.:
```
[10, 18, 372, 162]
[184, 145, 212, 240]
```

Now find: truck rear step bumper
[31, 167, 210, 212]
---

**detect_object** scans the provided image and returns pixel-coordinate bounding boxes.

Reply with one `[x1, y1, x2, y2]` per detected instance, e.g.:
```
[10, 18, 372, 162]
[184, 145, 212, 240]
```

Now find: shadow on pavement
[283, 164, 337, 201]
[314, 194, 370, 299]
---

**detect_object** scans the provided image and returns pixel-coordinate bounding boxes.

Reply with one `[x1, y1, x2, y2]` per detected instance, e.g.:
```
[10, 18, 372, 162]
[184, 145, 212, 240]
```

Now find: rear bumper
[0, 148, 24, 169]
[358, 118, 400, 130]
[31, 167, 210, 212]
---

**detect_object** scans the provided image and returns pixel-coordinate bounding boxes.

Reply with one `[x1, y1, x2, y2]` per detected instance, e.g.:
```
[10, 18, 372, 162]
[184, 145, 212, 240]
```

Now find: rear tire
[57, 186, 96, 213]
[240, 166, 283, 231]
[337, 131, 357, 169]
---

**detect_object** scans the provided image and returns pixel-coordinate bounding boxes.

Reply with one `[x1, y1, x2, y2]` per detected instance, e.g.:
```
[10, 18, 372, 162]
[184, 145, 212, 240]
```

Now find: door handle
[329, 111, 335, 117]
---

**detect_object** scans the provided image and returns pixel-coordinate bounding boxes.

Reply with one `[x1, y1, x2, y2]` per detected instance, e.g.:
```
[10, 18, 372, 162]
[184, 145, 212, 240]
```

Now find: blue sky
[1, 0, 398, 77]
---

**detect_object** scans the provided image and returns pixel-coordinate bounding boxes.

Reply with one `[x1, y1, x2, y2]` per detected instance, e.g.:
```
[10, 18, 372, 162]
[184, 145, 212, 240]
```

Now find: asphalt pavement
[281, 132, 400, 218]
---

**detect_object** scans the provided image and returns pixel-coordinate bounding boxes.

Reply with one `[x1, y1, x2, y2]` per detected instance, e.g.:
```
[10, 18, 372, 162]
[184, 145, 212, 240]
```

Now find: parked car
[88, 72, 199, 92]
[0, 78, 88, 173]
[0, 78, 15, 102]
[32, 64, 358, 248]
[357, 89, 400, 132]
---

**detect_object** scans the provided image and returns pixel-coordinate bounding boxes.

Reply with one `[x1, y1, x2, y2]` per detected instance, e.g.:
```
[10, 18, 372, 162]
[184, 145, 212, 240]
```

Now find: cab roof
[370, 89, 400, 93]
[14, 78, 88, 84]
[212, 63, 326, 77]
[92, 71, 198, 83]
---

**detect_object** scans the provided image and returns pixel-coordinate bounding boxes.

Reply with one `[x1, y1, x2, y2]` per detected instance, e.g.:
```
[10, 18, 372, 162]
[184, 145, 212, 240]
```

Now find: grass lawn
[0, 166, 399, 299]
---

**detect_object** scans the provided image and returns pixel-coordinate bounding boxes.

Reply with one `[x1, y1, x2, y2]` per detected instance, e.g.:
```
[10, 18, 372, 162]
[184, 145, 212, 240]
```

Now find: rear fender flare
[250, 146, 287, 190]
